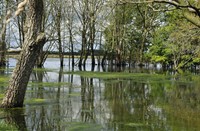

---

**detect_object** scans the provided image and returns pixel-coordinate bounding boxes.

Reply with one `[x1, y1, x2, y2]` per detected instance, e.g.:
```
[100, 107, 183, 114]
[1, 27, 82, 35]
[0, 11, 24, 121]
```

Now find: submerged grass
[71, 71, 160, 78]
[70, 71, 170, 82]
[33, 68, 58, 72]
[68, 93, 81, 97]
[24, 98, 58, 106]
[24, 98, 47, 105]
[125, 122, 148, 127]
[63, 122, 102, 131]
[69, 71, 200, 84]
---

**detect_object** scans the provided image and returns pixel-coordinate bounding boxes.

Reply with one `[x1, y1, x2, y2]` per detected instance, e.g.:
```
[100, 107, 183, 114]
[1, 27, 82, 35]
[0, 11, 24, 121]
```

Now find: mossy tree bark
[1, 0, 45, 108]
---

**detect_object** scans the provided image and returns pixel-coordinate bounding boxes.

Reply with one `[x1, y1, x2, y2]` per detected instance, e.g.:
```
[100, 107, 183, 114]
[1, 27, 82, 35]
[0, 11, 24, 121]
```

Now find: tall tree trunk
[56, 5, 64, 67]
[36, 4, 46, 68]
[36, 49, 47, 67]
[58, 29, 64, 67]
[66, 0, 75, 68]
[79, 26, 87, 68]
[97, 32, 102, 66]
[83, 46, 89, 68]
[0, 1, 9, 67]
[69, 28, 74, 67]
[0, 39, 6, 67]
[1, 0, 45, 108]
[78, 0, 89, 68]
[101, 51, 107, 66]
[90, 14, 95, 68]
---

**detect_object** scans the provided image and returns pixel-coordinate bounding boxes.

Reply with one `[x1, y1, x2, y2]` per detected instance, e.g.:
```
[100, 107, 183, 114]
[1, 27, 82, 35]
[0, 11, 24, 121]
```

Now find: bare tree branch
[119, 0, 200, 17]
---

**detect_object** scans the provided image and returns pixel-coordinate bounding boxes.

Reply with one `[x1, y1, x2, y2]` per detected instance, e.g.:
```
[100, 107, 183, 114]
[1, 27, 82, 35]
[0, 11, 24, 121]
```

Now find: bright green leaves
[148, 9, 200, 69]
[151, 55, 167, 63]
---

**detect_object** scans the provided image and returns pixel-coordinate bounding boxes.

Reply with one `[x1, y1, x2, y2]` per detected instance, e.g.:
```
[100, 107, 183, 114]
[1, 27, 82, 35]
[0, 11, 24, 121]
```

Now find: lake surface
[0, 58, 200, 131]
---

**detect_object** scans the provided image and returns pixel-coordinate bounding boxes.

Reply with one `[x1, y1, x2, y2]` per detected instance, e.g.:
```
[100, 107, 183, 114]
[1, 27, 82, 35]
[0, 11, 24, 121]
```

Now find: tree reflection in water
[3, 109, 27, 131]
[80, 76, 95, 122]
[104, 79, 162, 130]
[1, 66, 200, 130]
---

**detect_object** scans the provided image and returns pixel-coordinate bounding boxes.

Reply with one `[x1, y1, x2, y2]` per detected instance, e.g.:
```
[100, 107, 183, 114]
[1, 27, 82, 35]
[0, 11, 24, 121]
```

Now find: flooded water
[0, 58, 200, 131]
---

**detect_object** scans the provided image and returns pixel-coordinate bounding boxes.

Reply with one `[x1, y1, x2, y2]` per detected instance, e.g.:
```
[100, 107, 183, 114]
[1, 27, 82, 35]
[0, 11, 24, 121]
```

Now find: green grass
[69, 71, 169, 82]
[63, 122, 102, 131]
[69, 71, 200, 84]
[0, 76, 9, 83]
[33, 68, 58, 72]
[0, 94, 5, 99]
[70, 71, 157, 78]
[24, 98, 58, 106]
[125, 122, 147, 127]
[0, 76, 9, 93]
[24, 98, 47, 105]
[0, 121, 17, 130]
[68, 93, 81, 96]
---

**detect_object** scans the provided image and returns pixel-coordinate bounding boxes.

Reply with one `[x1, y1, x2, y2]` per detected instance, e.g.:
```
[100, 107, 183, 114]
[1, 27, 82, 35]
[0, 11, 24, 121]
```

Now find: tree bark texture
[0, 13, 7, 67]
[1, 0, 45, 108]
[0, 41, 6, 66]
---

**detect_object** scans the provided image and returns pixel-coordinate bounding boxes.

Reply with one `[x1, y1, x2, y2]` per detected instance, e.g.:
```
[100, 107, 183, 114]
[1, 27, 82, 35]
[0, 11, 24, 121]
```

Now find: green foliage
[148, 9, 200, 69]
[104, 3, 160, 63]
[151, 55, 167, 63]
[148, 26, 172, 64]
[193, 57, 200, 65]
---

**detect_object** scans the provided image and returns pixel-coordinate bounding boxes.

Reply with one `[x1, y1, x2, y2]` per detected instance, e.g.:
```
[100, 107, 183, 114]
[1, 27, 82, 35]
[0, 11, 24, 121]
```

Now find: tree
[1, 0, 46, 108]
[132, 3, 158, 65]
[36, 0, 59, 67]
[0, 0, 11, 66]
[55, 1, 64, 67]
[104, 2, 135, 66]
[65, 0, 76, 68]
[74, 0, 89, 69]
[168, 24, 200, 70]
[104, 2, 159, 66]
[74, 0, 105, 69]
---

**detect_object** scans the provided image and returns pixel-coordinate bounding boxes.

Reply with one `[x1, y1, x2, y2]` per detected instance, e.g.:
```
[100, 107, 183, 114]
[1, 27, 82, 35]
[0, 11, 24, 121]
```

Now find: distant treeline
[7, 50, 105, 56]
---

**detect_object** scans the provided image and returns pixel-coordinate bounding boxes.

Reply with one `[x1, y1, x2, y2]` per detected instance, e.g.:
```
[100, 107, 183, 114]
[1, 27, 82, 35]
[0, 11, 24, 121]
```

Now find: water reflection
[2, 109, 27, 131]
[103, 80, 166, 130]
[0, 68, 5, 75]
[1, 58, 200, 130]
[80, 77, 95, 123]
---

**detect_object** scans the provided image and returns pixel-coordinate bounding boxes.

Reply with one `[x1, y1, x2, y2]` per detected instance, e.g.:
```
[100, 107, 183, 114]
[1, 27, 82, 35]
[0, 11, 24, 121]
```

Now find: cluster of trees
[0, 0, 107, 69]
[1, 0, 200, 69]
[0, 0, 200, 108]
[104, 0, 200, 69]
